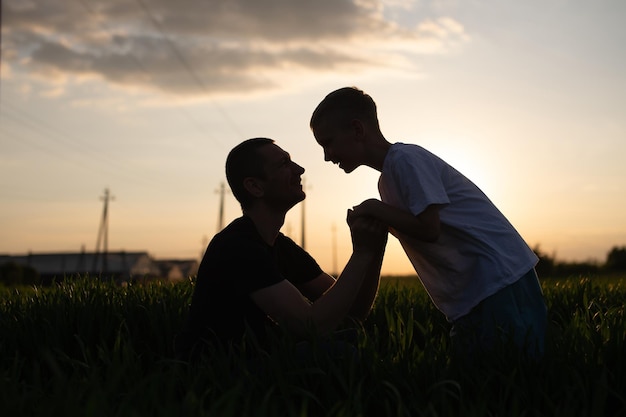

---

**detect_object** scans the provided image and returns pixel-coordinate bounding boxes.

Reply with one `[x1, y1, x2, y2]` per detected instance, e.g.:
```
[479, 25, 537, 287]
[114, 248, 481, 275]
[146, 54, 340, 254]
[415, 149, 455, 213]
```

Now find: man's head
[310, 87, 380, 173]
[226, 138, 305, 211]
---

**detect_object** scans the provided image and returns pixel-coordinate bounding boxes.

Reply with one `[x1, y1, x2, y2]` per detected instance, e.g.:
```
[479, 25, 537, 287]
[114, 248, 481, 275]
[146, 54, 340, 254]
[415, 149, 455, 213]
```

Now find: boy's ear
[243, 177, 265, 198]
[350, 119, 366, 141]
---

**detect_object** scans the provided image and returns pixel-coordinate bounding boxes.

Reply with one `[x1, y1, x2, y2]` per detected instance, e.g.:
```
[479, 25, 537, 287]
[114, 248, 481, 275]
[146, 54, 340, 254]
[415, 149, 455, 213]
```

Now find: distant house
[154, 259, 199, 283]
[0, 251, 162, 284]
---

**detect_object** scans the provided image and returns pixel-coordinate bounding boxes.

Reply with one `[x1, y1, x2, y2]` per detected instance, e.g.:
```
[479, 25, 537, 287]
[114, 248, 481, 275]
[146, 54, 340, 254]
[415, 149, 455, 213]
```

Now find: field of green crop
[1, 275, 625, 417]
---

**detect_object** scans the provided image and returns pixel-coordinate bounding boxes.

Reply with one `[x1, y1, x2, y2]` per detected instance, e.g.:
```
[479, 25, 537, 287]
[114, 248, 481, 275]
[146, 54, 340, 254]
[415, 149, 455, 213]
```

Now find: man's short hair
[310, 86, 379, 131]
[226, 137, 274, 210]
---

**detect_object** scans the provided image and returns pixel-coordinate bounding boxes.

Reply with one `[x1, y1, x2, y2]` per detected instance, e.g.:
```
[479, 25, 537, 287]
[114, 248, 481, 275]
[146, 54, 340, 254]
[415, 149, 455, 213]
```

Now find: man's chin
[291, 191, 306, 206]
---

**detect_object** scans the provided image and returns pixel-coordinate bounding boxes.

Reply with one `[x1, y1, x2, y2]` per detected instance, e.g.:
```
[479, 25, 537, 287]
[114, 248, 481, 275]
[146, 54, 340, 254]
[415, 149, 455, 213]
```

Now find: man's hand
[346, 208, 388, 253]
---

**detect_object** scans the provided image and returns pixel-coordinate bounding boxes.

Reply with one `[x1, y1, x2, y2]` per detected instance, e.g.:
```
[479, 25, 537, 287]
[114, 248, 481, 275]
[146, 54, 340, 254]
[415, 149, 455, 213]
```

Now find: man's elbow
[280, 310, 336, 340]
[347, 310, 369, 323]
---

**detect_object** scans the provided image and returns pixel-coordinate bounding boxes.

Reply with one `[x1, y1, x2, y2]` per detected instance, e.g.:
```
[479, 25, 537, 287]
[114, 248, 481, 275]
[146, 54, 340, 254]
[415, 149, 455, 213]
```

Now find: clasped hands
[346, 198, 388, 253]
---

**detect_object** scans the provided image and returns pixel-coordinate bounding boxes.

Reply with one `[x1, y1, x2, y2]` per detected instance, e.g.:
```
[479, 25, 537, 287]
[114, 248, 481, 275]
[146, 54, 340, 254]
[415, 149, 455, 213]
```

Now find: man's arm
[347, 239, 386, 321]
[294, 210, 387, 322]
[296, 249, 385, 323]
[343, 207, 387, 321]
[352, 198, 442, 242]
[249, 215, 387, 338]
[297, 273, 336, 301]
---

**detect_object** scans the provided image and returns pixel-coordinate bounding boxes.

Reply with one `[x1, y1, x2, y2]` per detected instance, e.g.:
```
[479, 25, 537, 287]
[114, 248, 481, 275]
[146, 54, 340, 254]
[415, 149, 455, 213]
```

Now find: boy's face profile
[312, 118, 362, 173]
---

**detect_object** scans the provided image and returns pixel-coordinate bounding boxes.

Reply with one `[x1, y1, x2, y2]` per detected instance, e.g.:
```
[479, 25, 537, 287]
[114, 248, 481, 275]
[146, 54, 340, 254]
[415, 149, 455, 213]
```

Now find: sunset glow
[2, 0, 625, 275]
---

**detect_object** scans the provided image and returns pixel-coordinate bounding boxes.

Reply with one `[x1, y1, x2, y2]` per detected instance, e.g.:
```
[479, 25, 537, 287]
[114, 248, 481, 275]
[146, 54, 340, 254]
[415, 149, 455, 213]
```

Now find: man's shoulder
[203, 217, 267, 260]
[213, 216, 259, 243]
[274, 231, 298, 249]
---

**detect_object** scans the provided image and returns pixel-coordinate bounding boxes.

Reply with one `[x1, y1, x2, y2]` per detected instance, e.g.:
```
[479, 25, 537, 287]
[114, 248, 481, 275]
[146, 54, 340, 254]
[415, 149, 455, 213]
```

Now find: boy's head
[309, 86, 379, 132]
[310, 87, 380, 173]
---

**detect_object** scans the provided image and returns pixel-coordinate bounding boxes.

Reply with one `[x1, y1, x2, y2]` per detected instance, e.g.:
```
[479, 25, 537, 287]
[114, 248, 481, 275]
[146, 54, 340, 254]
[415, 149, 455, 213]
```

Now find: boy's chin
[341, 164, 358, 173]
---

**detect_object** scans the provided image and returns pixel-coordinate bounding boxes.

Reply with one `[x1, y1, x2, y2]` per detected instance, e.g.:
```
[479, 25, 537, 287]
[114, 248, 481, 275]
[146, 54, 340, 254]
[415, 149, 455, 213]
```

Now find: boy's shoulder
[383, 143, 449, 179]
[392, 141, 428, 151]
[387, 142, 434, 163]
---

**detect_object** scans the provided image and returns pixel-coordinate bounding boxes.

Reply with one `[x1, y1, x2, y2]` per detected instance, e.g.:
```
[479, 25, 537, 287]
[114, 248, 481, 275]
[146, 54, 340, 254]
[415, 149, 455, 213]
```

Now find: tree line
[534, 245, 626, 278]
[2, 246, 626, 286]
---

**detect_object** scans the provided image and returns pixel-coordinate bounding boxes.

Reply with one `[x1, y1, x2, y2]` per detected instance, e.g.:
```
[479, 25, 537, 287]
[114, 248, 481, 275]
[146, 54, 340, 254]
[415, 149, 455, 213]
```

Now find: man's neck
[243, 206, 286, 246]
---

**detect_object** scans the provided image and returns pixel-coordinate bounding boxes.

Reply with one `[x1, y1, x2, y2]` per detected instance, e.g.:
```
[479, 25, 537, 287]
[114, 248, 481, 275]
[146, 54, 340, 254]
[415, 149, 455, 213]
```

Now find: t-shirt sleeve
[390, 149, 450, 216]
[274, 234, 324, 286]
[202, 229, 322, 296]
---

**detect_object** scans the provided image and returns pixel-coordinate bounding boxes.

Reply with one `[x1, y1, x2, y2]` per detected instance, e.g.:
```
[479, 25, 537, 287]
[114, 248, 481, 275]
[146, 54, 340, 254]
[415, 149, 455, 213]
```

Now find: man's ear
[243, 177, 264, 198]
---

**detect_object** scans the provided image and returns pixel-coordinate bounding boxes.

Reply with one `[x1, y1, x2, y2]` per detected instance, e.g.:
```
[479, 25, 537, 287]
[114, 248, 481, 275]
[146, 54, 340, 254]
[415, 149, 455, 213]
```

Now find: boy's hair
[309, 86, 379, 130]
[226, 137, 274, 210]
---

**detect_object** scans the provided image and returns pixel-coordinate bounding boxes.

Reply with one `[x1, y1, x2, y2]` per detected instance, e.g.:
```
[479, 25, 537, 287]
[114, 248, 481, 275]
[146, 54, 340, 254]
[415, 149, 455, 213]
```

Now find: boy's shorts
[450, 268, 547, 359]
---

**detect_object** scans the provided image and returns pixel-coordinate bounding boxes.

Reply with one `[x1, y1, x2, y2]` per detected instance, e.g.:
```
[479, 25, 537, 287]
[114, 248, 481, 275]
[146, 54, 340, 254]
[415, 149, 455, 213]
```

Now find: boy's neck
[365, 136, 392, 172]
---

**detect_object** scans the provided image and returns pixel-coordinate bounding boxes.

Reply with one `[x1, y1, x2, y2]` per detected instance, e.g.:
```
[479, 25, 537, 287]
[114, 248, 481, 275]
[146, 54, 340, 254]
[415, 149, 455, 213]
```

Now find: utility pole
[199, 235, 208, 261]
[215, 181, 227, 233]
[93, 188, 114, 275]
[332, 223, 338, 277]
[300, 177, 310, 249]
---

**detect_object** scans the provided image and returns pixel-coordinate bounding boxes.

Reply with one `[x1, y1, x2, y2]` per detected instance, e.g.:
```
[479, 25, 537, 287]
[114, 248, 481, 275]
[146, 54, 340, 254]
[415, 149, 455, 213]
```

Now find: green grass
[1, 275, 625, 416]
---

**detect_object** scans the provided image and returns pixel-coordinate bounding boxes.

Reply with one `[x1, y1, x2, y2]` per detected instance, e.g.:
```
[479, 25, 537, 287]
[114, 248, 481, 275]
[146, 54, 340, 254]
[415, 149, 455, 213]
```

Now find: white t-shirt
[379, 143, 538, 321]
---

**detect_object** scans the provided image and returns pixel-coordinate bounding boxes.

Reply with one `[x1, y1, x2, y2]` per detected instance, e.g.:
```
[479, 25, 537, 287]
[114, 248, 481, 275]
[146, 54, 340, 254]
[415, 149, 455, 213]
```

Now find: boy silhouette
[310, 87, 547, 359]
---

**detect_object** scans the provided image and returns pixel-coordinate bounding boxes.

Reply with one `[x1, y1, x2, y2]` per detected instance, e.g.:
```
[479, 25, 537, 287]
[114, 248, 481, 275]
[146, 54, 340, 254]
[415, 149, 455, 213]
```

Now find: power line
[133, 0, 244, 139]
[3, 103, 117, 160]
[74, 0, 229, 151]
[0, 106, 164, 187]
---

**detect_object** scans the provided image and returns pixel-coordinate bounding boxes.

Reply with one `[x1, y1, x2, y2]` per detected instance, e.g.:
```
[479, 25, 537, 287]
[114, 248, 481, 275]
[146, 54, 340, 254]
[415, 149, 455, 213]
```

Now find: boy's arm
[352, 198, 442, 242]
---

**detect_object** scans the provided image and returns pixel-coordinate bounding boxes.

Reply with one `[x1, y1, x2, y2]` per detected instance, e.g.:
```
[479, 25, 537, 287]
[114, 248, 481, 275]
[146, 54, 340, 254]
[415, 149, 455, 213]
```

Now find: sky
[1, 0, 625, 276]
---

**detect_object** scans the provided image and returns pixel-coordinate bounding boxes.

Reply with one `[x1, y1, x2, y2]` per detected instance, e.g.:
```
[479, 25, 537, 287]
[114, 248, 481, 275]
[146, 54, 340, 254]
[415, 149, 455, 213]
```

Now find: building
[0, 251, 166, 284]
[154, 259, 199, 283]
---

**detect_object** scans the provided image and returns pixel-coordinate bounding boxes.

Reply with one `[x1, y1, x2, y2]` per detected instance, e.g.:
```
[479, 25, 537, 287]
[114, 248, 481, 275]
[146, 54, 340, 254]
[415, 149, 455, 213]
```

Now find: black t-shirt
[178, 216, 323, 356]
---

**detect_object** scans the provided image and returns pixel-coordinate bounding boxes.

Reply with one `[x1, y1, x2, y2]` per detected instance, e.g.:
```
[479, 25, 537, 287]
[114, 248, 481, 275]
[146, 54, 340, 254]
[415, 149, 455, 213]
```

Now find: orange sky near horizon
[1, 0, 625, 276]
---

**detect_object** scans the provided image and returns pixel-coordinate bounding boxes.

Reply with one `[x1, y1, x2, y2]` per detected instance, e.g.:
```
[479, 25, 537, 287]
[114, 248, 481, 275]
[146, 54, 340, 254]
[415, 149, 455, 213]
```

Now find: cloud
[2, 0, 469, 98]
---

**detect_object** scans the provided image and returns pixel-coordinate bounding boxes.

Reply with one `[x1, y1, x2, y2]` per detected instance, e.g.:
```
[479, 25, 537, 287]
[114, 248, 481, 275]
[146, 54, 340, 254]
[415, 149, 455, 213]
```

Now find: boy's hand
[351, 198, 383, 219]
[347, 209, 388, 253]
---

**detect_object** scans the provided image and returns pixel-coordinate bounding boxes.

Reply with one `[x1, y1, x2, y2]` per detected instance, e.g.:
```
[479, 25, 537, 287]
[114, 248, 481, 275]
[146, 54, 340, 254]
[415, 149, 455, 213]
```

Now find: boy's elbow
[403, 225, 439, 242]
[421, 224, 441, 243]
[414, 205, 442, 243]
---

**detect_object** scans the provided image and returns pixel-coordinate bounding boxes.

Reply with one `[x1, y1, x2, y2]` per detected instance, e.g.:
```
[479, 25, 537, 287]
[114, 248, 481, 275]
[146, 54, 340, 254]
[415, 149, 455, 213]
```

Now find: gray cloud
[3, 0, 468, 97]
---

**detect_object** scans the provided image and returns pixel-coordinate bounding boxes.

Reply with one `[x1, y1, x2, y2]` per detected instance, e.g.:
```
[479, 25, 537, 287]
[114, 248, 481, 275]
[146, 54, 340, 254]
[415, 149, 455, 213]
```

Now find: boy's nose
[293, 161, 305, 174]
